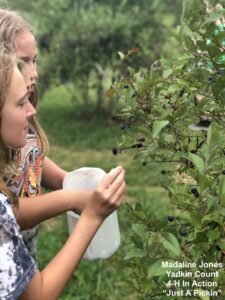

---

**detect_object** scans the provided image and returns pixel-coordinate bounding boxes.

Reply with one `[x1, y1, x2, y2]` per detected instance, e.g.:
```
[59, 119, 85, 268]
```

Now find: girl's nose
[26, 101, 36, 119]
[30, 64, 38, 82]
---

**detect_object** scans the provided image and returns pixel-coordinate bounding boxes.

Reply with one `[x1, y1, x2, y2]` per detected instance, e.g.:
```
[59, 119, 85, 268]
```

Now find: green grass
[36, 85, 170, 299]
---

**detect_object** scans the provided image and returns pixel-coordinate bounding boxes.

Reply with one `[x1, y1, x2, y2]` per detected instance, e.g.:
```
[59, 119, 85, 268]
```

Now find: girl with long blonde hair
[0, 47, 125, 300]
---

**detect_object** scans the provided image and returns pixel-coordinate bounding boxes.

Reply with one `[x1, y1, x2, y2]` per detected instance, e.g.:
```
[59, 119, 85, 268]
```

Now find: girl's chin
[9, 139, 27, 149]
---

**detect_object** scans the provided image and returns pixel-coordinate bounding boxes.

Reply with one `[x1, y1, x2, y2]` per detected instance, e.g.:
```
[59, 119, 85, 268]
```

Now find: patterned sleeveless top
[5, 122, 43, 260]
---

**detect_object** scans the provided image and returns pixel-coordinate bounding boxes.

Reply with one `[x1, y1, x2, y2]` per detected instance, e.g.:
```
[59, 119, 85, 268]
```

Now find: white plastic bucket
[63, 167, 121, 260]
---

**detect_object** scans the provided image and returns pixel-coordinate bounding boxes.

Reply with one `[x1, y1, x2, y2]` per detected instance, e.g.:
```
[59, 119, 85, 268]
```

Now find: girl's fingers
[107, 170, 125, 195]
[100, 166, 124, 188]
[110, 181, 126, 205]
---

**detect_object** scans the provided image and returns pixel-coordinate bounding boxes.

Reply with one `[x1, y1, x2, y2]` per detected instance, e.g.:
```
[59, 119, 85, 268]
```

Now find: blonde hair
[0, 48, 18, 204]
[0, 9, 32, 49]
[0, 9, 49, 156]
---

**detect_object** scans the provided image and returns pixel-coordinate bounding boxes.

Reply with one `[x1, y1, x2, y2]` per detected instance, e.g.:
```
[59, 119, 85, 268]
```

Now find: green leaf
[163, 69, 173, 78]
[201, 214, 223, 228]
[124, 248, 145, 260]
[199, 290, 210, 300]
[217, 239, 225, 252]
[199, 175, 211, 192]
[132, 224, 148, 241]
[209, 156, 225, 167]
[205, 196, 218, 214]
[219, 177, 225, 195]
[161, 232, 181, 257]
[152, 120, 169, 138]
[131, 210, 146, 221]
[207, 123, 225, 151]
[187, 212, 201, 229]
[219, 177, 225, 205]
[188, 153, 204, 175]
[201, 10, 225, 26]
[190, 244, 207, 261]
[147, 258, 172, 278]
[206, 228, 221, 243]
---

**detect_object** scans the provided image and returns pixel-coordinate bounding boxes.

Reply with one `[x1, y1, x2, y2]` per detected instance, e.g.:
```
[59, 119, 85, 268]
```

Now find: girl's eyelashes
[17, 94, 30, 107]
[18, 100, 28, 107]
[20, 57, 37, 65]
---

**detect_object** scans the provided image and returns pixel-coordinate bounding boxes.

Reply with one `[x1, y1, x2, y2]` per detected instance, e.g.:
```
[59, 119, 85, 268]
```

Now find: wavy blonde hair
[0, 9, 49, 156]
[0, 48, 19, 204]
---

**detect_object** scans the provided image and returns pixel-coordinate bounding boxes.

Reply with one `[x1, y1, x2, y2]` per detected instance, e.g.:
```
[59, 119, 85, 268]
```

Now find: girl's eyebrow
[16, 92, 29, 104]
[20, 54, 37, 61]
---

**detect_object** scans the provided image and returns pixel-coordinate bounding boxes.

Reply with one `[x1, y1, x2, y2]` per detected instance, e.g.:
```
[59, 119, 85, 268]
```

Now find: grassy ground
[36, 86, 170, 299]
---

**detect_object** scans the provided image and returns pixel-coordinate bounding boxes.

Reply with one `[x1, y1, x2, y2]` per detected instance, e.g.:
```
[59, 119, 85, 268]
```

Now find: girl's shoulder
[0, 192, 20, 236]
[0, 193, 37, 300]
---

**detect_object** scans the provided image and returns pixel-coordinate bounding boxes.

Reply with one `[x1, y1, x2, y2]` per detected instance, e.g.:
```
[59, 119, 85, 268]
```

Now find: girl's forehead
[14, 31, 37, 57]
[15, 30, 36, 49]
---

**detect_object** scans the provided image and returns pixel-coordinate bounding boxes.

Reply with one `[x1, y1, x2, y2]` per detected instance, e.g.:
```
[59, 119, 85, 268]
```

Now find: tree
[6, 0, 181, 115]
[113, 0, 225, 297]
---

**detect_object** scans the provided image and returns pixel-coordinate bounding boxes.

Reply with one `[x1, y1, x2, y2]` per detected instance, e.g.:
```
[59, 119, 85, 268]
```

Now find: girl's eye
[21, 57, 37, 65]
[19, 100, 28, 107]
[22, 58, 29, 64]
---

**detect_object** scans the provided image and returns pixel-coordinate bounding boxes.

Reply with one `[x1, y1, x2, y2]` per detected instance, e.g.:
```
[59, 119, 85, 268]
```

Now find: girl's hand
[83, 166, 125, 222]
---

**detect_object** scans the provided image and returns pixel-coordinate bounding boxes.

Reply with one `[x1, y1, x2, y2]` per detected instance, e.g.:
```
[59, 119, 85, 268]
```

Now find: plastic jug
[63, 167, 121, 260]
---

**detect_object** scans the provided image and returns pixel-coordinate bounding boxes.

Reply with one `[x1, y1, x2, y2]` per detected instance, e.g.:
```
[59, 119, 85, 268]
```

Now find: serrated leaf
[188, 153, 204, 175]
[152, 120, 169, 138]
[161, 232, 181, 257]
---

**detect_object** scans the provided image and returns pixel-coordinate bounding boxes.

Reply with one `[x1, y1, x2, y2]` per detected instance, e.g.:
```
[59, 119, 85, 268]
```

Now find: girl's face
[14, 30, 38, 92]
[1, 66, 36, 148]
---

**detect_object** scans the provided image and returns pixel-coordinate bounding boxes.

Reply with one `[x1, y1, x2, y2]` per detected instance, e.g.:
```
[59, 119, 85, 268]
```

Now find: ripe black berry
[208, 77, 216, 84]
[161, 170, 167, 175]
[142, 162, 147, 166]
[222, 170, 225, 175]
[167, 215, 174, 222]
[216, 245, 221, 251]
[112, 148, 118, 155]
[124, 84, 129, 89]
[131, 143, 143, 148]
[137, 137, 145, 143]
[179, 227, 188, 237]
[195, 192, 200, 198]
[191, 188, 198, 195]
